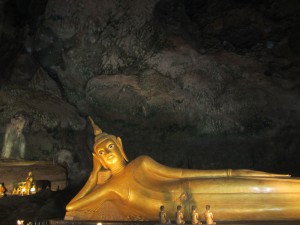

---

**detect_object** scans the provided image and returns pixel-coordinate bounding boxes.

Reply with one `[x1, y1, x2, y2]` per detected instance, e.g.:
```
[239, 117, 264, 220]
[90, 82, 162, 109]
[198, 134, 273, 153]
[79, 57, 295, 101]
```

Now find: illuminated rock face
[1, 115, 26, 159]
[1, 0, 300, 181]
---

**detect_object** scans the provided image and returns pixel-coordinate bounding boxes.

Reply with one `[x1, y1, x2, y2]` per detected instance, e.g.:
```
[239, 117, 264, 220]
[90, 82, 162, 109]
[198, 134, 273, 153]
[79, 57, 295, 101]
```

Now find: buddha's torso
[84, 156, 300, 221]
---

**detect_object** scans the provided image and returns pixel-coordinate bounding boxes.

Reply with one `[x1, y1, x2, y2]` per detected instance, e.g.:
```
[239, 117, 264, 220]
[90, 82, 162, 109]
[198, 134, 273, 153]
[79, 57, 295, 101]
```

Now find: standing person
[191, 205, 202, 224]
[204, 205, 216, 225]
[176, 205, 185, 224]
[159, 205, 170, 224]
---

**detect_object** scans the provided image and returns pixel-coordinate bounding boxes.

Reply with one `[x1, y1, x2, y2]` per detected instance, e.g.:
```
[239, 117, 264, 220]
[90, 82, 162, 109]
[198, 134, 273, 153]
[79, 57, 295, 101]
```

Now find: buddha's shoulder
[130, 155, 157, 166]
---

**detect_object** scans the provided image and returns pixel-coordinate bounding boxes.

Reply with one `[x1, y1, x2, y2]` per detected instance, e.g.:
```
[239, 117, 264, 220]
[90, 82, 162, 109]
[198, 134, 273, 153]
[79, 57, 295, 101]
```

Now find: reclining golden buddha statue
[65, 117, 300, 221]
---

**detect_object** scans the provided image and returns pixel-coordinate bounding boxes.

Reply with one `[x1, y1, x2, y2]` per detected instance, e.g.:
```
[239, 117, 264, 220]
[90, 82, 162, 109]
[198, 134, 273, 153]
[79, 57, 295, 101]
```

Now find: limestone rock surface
[0, 0, 299, 178]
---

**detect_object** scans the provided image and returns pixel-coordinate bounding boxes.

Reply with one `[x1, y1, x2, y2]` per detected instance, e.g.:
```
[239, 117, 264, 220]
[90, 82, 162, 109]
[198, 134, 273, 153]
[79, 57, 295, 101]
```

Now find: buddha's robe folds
[65, 155, 300, 221]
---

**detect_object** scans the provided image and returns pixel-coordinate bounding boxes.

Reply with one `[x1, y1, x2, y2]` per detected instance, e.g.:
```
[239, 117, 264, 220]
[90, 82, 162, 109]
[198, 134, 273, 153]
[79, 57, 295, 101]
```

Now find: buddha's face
[94, 138, 124, 169]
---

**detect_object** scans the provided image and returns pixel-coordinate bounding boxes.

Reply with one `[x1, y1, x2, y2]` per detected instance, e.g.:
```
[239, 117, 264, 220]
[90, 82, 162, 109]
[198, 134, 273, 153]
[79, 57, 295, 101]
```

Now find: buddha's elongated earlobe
[117, 137, 128, 162]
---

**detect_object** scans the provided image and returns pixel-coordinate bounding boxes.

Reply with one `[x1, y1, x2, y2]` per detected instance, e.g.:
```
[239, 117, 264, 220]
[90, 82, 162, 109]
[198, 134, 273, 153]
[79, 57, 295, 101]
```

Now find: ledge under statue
[65, 117, 300, 221]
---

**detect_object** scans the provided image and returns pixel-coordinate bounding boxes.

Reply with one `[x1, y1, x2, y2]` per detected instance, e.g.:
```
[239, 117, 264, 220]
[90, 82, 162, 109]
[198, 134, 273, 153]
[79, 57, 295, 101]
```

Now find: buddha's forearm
[143, 156, 290, 178]
[66, 194, 97, 211]
[145, 156, 231, 178]
[67, 180, 98, 211]
[69, 153, 103, 204]
[230, 169, 290, 177]
[68, 171, 98, 206]
[155, 164, 289, 178]
[181, 169, 230, 177]
[67, 188, 113, 211]
[182, 169, 290, 178]
[155, 166, 230, 178]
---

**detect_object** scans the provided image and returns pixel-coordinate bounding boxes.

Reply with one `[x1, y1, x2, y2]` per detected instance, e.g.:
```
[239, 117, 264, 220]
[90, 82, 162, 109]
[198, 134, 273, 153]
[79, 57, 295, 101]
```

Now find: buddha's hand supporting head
[92, 153, 102, 172]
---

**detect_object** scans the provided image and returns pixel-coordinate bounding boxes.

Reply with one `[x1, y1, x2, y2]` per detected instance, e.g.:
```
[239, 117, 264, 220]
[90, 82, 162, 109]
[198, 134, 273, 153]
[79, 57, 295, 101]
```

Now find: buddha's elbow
[66, 203, 76, 211]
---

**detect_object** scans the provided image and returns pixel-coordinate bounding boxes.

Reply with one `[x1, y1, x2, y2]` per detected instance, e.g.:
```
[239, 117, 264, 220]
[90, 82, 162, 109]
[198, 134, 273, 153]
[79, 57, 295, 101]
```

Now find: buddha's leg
[187, 177, 300, 220]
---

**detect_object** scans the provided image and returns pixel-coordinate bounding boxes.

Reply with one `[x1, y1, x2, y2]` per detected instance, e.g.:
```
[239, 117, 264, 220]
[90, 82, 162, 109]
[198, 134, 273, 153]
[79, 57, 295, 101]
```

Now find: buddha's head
[89, 116, 128, 171]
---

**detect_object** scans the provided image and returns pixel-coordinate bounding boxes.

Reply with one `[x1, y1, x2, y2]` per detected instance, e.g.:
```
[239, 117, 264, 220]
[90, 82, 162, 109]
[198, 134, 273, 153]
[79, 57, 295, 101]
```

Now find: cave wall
[0, 0, 299, 177]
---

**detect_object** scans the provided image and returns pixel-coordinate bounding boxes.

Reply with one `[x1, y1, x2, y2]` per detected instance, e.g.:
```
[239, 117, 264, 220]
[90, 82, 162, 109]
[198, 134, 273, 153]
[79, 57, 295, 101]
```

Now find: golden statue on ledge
[204, 205, 216, 225]
[159, 205, 170, 224]
[65, 117, 300, 221]
[0, 183, 6, 197]
[191, 205, 202, 225]
[12, 171, 36, 196]
[176, 205, 185, 225]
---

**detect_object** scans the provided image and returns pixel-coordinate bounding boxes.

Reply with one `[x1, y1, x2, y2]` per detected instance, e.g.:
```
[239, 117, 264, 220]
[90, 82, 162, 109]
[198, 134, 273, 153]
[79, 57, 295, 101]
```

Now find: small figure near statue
[176, 205, 185, 225]
[159, 205, 171, 224]
[12, 171, 36, 195]
[204, 205, 216, 225]
[191, 205, 202, 225]
[25, 171, 35, 195]
[160, 205, 206, 224]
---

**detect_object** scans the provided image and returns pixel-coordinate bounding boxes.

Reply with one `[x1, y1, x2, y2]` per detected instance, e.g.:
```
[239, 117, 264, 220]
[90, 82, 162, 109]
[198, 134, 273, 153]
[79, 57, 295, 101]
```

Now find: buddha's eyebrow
[106, 142, 114, 147]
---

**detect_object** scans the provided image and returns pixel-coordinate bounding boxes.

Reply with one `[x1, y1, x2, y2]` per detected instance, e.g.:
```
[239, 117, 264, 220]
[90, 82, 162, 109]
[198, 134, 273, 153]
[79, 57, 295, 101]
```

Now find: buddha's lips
[107, 154, 114, 160]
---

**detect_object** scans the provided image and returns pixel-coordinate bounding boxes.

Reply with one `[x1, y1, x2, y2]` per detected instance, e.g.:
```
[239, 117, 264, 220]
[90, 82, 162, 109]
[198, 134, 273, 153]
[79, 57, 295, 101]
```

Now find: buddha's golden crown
[88, 116, 115, 143]
[88, 116, 128, 162]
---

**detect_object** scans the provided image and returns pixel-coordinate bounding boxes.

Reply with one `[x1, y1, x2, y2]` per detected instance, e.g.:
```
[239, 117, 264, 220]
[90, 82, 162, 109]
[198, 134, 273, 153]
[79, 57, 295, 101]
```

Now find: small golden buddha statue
[25, 171, 35, 195]
[176, 205, 185, 225]
[159, 205, 170, 224]
[204, 205, 216, 225]
[0, 183, 6, 197]
[191, 205, 202, 225]
[26, 171, 33, 183]
[12, 171, 36, 196]
[65, 117, 300, 221]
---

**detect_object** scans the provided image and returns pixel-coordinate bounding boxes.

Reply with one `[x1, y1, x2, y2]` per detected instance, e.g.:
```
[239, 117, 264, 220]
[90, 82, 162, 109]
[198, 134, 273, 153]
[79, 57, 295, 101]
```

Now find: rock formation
[0, 0, 300, 188]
